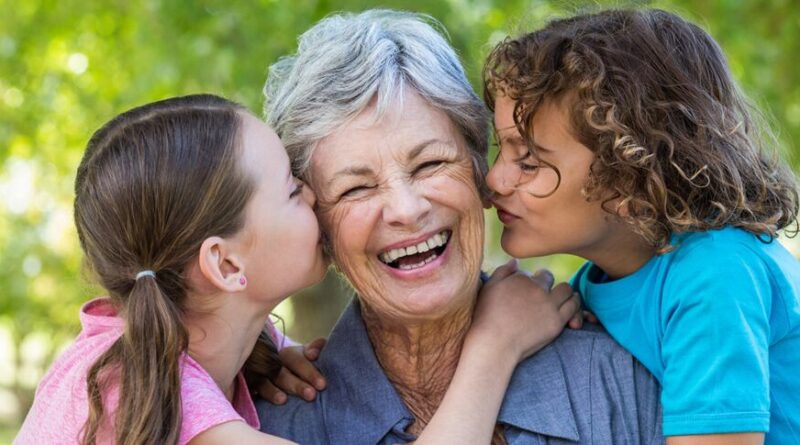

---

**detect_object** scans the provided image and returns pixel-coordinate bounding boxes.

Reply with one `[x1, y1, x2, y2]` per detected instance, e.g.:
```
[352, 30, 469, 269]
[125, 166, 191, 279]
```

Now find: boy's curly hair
[484, 8, 799, 252]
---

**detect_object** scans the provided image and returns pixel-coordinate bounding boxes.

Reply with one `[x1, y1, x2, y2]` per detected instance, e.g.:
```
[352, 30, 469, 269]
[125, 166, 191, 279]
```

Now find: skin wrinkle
[308, 91, 494, 437]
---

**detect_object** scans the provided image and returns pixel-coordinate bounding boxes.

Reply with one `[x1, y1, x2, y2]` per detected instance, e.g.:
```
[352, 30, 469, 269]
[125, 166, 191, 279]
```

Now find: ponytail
[82, 276, 187, 445]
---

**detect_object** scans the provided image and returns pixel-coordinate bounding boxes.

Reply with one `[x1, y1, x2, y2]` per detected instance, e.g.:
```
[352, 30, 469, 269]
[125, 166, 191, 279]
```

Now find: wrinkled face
[486, 96, 614, 260]
[238, 113, 327, 301]
[309, 91, 485, 322]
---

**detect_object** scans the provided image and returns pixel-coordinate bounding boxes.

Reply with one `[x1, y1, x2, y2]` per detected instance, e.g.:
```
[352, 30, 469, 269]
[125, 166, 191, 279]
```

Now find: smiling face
[486, 96, 616, 260]
[236, 112, 328, 301]
[308, 91, 485, 322]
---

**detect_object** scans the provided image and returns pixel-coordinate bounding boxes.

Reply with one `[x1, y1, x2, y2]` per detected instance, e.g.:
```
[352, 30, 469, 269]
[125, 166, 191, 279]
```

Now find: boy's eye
[515, 153, 540, 172]
[517, 161, 540, 172]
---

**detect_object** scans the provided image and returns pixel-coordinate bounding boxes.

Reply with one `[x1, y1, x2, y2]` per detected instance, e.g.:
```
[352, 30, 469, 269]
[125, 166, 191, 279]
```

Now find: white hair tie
[135, 270, 156, 280]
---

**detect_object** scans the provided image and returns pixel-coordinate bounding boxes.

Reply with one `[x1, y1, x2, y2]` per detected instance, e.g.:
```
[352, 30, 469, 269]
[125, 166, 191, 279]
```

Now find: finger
[568, 315, 584, 330]
[284, 348, 327, 390]
[257, 380, 288, 405]
[531, 268, 555, 290]
[275, 367, 318, 401]
[550, 282, 574, 304]
[567, 306, 584, 330]
[304, 337, 327, 361]
[585, 311, 599, 324]
[486, 258, 519, 284]
[559, 292, 582, 322]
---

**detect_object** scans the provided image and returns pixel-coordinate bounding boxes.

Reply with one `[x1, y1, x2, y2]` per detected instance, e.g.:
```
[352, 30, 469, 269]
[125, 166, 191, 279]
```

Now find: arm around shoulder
[188, 420, 297, 445]
[666, 432, 764, 445]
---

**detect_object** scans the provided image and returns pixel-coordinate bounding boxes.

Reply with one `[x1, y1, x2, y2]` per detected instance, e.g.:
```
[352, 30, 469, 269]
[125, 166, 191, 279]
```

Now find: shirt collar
[317, 300, 415, 445]
[318, 299, 580, 444]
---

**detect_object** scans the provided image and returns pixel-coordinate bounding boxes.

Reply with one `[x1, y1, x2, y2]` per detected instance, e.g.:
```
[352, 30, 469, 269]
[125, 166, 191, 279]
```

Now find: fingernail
[303, 387, 315, 400]
[275, 392, 287, 404]
[307, 348, 319, 358]
[315, 378, 326, 390]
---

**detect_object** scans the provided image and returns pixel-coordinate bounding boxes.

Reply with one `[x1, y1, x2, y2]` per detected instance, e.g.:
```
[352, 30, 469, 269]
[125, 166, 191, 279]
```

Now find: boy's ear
[612, 196, 630, 218]
[198, 236, 246, 293]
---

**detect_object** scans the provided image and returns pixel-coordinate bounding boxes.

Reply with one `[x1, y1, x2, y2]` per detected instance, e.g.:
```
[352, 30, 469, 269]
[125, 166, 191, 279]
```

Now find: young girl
[14, 94, 579, 444]
[483, 8, 799, 445]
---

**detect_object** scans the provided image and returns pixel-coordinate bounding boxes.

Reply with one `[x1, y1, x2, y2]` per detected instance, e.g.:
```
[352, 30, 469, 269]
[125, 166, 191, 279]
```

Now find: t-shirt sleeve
[659, 242, 771, 436]
[267, 318, 299, 350]
[178, 360, 248, 445]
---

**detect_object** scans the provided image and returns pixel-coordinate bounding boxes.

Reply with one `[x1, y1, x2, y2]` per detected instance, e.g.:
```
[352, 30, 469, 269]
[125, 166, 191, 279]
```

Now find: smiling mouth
[378, 230, 451, 271]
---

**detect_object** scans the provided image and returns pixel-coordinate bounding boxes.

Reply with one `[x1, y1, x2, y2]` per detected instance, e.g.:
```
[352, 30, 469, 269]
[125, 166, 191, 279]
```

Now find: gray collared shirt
[258, 300, 664, 444]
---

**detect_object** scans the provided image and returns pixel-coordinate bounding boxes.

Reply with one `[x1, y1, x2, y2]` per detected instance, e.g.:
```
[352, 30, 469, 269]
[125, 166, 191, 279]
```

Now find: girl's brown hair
[74, 94, 281, 444]
[484, 8, 799, 251]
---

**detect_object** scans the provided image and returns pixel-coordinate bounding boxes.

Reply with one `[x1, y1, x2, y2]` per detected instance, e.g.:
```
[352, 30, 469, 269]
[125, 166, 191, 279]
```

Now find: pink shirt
[14, 298, 260, 445]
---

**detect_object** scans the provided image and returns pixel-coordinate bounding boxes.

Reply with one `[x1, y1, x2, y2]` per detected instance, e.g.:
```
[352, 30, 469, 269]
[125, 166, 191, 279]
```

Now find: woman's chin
[374, 280, 476, 321]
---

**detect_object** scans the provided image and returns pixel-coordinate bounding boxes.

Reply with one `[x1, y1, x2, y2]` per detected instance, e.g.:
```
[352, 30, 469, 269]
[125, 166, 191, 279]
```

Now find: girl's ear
[198, 236, 247, 293]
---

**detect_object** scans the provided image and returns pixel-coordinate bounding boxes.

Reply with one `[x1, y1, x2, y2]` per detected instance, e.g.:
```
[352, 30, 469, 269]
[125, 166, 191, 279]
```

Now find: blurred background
[1, 0, 799, 441]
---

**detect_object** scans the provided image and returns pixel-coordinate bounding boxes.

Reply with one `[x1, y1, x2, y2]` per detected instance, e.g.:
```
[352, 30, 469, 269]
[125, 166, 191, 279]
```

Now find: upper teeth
[379, 231, 450, 264]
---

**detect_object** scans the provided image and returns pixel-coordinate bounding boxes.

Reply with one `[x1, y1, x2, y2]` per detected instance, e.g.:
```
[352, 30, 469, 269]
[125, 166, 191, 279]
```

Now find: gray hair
[263, 9, 489, 195]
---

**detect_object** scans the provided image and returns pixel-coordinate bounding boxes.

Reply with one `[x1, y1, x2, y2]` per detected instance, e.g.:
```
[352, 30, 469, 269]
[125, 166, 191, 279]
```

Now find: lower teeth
[398, 252, 439, 270]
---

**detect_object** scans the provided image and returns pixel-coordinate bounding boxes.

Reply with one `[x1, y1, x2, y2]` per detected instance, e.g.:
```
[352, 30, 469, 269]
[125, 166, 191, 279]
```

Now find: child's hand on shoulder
[469, 259, 580, 362]
[257, 337, 327, 405]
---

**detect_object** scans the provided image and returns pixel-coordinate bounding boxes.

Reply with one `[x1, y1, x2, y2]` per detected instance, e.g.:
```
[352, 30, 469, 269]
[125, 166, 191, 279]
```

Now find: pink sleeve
[178, 358, 248, 445]
[266, 318, 298, 350]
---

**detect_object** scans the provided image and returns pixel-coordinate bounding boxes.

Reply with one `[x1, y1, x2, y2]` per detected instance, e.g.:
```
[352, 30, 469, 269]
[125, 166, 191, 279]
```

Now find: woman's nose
[382, 182, 431, 227]
[486, 154, 514, 196]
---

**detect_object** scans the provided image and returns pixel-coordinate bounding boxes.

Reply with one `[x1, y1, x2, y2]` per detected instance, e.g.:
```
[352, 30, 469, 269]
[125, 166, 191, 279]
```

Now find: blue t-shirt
[573, 227, 800, 443]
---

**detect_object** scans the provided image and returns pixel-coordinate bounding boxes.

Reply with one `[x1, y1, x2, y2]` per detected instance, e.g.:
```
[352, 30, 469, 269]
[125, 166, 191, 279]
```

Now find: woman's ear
[198, 236, 247, 293]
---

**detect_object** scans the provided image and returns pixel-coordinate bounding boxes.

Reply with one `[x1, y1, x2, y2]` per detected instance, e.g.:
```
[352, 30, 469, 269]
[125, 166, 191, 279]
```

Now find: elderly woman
[257, 10, 663, 445]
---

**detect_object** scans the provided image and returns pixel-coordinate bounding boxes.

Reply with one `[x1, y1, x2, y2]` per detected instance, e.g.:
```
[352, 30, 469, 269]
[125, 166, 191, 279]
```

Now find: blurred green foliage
[1, 0, 799, 438]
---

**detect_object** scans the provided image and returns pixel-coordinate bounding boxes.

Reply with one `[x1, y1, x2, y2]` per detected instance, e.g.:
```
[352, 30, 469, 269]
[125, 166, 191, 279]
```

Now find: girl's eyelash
[290, 182, 304, 198]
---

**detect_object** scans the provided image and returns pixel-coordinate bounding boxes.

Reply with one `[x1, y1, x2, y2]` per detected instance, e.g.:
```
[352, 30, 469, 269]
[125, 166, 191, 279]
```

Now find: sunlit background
[2, 0, 799, 441]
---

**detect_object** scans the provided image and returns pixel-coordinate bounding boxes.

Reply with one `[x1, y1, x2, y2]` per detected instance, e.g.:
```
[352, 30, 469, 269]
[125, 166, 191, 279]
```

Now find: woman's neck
[361, 299, 474, 431]
[184, 294, 273, 401]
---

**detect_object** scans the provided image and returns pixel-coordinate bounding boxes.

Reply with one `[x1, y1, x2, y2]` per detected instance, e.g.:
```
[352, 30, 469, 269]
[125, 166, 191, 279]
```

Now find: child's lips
[494, 203, 520, 224]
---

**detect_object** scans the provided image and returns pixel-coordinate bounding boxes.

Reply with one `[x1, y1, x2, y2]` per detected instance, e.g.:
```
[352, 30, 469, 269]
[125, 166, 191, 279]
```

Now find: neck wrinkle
[361, 298, 474, 432]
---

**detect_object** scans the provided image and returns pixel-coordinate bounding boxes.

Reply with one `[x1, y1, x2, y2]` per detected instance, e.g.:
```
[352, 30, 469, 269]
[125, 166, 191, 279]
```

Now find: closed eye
[514, 153, 540, 172]
[290, 182, 304, 198]
[414, 160, 446, 174]
[339, 185, 374, 199]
